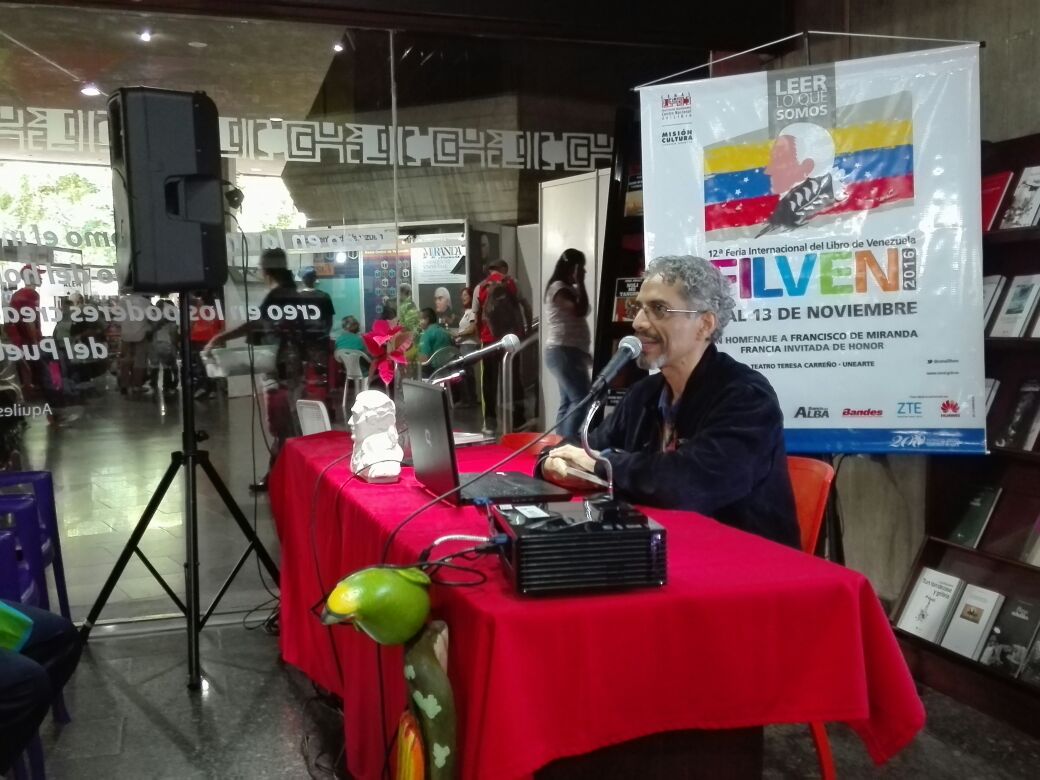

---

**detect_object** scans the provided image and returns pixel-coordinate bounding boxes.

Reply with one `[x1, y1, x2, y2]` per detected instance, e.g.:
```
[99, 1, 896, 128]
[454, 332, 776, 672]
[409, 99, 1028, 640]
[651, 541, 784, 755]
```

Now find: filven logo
[940, 400, 960, 417]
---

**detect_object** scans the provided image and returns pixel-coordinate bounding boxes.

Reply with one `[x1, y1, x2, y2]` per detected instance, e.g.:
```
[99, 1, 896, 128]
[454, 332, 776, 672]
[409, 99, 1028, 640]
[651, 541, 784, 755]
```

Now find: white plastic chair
[296, 399, 332, 436]
[336, 348, 370, 421]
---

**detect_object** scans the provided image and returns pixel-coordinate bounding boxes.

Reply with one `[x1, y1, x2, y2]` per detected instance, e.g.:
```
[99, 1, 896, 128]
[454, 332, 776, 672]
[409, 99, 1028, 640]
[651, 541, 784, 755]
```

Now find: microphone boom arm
[579, 396, 613, 501]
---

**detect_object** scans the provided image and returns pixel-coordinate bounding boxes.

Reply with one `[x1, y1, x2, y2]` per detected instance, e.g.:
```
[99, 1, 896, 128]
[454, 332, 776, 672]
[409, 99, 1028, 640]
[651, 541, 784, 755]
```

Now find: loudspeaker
[108, 87, 228, 292]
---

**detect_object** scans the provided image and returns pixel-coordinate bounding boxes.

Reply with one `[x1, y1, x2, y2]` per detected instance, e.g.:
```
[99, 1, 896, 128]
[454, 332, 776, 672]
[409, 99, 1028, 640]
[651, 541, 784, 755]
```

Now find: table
[270, 432, 924, 780]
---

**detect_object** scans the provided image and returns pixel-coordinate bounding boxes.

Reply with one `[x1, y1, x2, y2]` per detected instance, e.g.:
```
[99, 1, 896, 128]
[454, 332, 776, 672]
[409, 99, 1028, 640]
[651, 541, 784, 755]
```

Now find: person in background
[453, 286, 479, 407]
[396, 283, 420, 338]
[189, 291, 221, 400]
[4, 265, 44, 396]
[433, 287, 457, 328]
[335, 315, 368, 354]
[472, 260, 524, 434]
[205, 248, 307, 492]
[298, 267, 335, 411]
[538, 255, 799, 548]
[543, 248, 592, 439]
[418, 307, 454, 377]
[147, 297, 179, 396]
[0, 600, 82, 774]
[118, 290, 151, 396]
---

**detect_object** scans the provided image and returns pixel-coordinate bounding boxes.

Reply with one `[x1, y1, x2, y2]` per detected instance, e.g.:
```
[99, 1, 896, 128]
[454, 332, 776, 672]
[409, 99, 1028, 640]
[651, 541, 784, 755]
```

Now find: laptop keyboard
[460, 473, 548, 497]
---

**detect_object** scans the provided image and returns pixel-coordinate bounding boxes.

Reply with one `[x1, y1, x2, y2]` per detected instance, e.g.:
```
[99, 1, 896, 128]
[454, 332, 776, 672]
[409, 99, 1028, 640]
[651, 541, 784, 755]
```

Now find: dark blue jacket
[543, 344, 800, 548]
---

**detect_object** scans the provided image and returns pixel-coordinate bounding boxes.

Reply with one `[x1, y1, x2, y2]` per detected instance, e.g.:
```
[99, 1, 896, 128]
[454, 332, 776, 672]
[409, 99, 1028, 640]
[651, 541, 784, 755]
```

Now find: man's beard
[637, 353, 666, 371]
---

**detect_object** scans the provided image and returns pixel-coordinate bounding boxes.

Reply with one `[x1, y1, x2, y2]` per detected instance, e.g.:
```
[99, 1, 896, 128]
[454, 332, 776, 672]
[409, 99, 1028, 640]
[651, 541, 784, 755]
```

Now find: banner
[639, 45, 984, 453]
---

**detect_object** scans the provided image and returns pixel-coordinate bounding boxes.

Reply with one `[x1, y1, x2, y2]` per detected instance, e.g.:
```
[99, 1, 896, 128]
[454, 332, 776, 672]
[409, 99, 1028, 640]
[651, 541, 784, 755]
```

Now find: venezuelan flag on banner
[703, 92, 915, 239]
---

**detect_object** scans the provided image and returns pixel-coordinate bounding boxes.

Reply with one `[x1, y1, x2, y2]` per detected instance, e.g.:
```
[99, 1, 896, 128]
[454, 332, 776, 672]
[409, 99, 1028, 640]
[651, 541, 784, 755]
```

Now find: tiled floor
[24, 377, 486, 624]
[27, 620, 1040, 779]
[24, 381, 359, 623]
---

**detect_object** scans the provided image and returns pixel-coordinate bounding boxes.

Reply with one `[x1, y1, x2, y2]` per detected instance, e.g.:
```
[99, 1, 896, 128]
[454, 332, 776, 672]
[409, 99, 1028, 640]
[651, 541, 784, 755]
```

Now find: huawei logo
[940, 400, 960, 416]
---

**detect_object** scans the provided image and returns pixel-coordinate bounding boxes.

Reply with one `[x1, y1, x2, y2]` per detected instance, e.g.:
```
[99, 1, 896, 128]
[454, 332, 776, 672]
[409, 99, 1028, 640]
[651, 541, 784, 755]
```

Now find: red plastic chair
[787, 455, 837, 780]
[499, 432, 562, 453]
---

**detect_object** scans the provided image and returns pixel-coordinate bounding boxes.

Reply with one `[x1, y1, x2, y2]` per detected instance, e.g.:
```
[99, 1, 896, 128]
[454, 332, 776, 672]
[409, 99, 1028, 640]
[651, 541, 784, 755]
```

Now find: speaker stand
[80, 295, 280, 689]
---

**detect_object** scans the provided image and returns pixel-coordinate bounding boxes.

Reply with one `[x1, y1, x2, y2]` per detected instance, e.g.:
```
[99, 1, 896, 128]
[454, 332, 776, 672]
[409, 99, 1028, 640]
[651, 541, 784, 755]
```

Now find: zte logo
[897, 402, 923, 416]
[842, 408, 882, 417]
[793, 406, 829, 418]
[940, 400, 960, 416]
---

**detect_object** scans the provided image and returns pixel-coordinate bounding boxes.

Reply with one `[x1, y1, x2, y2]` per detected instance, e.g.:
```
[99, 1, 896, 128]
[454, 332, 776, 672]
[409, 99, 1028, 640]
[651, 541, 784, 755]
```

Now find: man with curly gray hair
[540, 255, 798, 547]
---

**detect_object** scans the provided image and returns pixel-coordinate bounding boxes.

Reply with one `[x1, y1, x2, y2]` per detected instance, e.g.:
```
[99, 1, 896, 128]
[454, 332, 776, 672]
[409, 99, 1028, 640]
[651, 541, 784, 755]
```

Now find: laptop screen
[402, 379, 461, 499]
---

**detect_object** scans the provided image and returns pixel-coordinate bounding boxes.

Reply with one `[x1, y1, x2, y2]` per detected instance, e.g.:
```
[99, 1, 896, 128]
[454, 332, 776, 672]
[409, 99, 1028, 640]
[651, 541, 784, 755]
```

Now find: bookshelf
[895, 131, 1040, 737]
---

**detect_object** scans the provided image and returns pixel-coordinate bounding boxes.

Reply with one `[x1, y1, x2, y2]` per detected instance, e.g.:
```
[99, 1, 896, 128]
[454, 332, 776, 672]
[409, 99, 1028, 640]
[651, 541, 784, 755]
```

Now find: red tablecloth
[271, 432, 924, 780]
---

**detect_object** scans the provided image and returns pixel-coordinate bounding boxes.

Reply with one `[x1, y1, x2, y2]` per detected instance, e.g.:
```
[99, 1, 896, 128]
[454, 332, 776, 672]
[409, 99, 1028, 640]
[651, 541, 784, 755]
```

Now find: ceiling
[0, 3, 340, 167]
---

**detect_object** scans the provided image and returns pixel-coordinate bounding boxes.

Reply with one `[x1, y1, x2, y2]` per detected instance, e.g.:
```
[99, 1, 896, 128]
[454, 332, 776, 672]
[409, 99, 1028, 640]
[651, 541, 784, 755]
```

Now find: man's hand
[202, 334, 224, 354]
[542, 444, 600, 487]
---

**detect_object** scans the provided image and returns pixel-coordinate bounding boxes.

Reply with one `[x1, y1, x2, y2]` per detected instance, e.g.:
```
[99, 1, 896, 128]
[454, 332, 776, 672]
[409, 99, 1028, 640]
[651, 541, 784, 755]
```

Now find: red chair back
[787, 456, 835, 555]
[499, 432, 562, 453]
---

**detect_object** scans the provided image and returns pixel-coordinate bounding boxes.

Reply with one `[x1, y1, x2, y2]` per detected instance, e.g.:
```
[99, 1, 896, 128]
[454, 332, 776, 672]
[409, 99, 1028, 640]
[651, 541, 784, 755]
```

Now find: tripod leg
[197, 451, 281, 582]
[185, 448, 203, 690]
[80, 452, 184, 641]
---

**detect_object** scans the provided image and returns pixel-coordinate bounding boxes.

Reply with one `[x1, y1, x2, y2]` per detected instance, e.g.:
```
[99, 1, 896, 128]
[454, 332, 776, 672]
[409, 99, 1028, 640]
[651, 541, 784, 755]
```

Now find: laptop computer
[402, 379, 573, 506]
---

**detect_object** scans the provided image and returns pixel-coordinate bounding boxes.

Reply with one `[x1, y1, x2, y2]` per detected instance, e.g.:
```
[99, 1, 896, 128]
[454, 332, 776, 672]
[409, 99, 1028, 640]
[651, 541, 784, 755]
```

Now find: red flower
[363, 320, 413, 386]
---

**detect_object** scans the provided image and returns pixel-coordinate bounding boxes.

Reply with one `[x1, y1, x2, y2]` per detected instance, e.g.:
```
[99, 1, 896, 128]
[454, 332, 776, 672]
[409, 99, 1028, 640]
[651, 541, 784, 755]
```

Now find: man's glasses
[630, 301, 703, 321]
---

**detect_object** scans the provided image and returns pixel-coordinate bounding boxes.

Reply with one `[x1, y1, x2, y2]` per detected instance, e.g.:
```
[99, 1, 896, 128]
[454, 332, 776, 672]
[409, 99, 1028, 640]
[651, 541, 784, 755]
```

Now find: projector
[489, 498, 667, 596]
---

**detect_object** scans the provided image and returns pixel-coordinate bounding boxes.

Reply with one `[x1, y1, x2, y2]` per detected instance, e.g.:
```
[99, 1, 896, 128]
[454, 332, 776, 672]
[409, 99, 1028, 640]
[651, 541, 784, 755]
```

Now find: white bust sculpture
[349, 390, 404, 483]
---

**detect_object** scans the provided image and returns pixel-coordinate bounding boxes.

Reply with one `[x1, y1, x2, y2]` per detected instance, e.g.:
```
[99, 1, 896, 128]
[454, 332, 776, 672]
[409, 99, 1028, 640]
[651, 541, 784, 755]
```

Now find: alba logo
[842, 408, 882, 417]
[940, 400, 960, 417]
[793, 406, 829, 418]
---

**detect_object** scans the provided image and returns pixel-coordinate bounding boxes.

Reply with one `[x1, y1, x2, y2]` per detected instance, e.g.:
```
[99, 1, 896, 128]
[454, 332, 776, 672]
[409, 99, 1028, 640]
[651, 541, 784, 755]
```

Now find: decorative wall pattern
[0, 105, 612, 172]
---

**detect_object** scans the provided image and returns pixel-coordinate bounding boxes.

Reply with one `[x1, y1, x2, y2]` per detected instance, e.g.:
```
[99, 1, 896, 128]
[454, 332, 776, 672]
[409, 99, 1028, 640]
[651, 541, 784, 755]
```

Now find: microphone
[590, 335, 642, 395]
[440, 333, 521, 371]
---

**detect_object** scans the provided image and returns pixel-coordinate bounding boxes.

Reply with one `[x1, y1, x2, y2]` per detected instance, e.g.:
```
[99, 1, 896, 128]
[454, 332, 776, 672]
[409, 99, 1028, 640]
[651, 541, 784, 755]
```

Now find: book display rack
[894, 131, 1040, 737]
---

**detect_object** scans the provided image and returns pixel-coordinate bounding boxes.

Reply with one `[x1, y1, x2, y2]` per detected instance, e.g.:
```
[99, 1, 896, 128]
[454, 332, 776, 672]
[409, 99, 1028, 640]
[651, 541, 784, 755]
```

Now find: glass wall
[0, 2, 700, 621]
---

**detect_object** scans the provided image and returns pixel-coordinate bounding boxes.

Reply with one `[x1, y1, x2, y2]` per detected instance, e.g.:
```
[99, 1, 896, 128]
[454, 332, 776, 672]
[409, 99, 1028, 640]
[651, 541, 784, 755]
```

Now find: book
[985, 378, 1000, 414]
[623, 165, 643, 217]
[613, 277, 643, 323]
[1020, 515, 1040, 567]
[991, 274, 1040, 337]
[982, 171, 1015, 231]
[979, 491, 1040, 558]
[993, 379, 1040, 449]
[896, 567, 965, 642]
[982, 274, 1006, 331]
[939, 584, 1005, 660]
[979, 597, 1040, 676]
[948, 485, 1003, 548]
[1021, 633, 1040, 686]
[999, 165, 1040, 229]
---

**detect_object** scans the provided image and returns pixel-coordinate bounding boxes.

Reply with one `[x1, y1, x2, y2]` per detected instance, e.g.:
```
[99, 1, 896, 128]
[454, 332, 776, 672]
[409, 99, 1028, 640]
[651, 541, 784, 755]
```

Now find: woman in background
[543, 248, 591, 439]
[453, 286, 479, 407]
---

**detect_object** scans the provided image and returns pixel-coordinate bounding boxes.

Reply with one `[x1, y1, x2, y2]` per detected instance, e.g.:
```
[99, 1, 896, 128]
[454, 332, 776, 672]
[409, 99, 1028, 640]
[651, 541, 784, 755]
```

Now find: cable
[379, 395, 591, 564]
[226, 213, 280, 608]
[241, 596, 279, 631]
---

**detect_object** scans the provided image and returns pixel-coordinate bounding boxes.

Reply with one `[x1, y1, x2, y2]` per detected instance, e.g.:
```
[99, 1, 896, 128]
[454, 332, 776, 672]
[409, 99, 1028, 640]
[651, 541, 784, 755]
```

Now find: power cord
[226, 213, 280, 615]
[378, 396, 590, 565]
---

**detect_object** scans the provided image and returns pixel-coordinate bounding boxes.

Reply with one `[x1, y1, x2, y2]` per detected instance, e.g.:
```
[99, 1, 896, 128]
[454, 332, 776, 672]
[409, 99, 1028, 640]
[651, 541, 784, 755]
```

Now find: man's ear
[699, 311, 718, 342]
